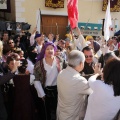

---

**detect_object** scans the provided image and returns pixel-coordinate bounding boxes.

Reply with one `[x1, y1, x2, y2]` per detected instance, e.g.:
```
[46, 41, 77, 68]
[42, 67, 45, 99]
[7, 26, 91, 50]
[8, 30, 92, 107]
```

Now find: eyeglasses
[85, 55, 93, 58]
[9, 42, 14, 44]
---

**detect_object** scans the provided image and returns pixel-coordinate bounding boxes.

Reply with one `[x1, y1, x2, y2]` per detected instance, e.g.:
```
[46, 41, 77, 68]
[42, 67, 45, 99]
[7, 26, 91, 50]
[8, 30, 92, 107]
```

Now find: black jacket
[0, 63, 15, 120]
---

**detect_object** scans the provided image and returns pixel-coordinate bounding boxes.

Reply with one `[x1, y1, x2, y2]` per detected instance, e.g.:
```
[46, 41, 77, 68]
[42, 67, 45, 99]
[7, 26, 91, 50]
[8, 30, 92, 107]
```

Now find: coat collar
[66, 66, 80, 75]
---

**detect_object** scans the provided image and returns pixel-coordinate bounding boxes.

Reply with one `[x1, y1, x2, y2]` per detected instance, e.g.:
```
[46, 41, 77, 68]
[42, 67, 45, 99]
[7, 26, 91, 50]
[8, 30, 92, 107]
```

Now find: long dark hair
[103, 58, 120, 96]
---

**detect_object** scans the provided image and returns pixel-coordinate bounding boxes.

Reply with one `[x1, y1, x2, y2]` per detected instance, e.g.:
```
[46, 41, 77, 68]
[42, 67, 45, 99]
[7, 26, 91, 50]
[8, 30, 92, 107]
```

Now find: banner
[67, 0, 79, 29]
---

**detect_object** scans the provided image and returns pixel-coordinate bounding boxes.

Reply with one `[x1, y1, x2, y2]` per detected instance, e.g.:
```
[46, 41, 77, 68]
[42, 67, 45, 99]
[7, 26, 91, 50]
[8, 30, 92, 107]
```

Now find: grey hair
[68, 50, 85, 67]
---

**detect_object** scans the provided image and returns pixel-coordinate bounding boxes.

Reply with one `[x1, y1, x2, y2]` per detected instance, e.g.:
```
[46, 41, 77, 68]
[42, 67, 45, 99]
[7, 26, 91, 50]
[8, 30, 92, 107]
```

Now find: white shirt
[43, 57, 58, 87]
[36, 44, 42, 54]
[114, 43, 118, 51]
[84, 76, 120, 120]
[26, 59, 34, 74]
[30, 75, 35, 85]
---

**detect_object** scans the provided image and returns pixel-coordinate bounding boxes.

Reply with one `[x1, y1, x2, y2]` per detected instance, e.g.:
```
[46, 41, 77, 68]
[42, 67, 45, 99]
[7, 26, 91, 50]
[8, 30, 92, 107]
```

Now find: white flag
[104, 0, 112, 41]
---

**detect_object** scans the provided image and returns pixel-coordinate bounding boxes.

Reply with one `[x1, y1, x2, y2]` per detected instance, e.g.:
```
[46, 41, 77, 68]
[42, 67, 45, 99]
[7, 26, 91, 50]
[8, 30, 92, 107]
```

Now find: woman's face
[8, 40, 15, 48]
[8, 60, 15, 71]
[45, 45, 54, 58]
[17, 37, 20, 42]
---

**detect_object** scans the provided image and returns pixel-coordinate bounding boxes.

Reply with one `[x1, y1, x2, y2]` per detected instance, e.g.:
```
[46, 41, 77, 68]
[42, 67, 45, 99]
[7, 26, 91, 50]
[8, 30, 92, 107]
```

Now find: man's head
[35, 34, 44, 45]
[68, 50, 85, 72]
[58, 40, 65, 49]
[2, 32, 9, 43]
[48, 33, 54, 41]
[112, 36, 118, 46]
[82, 46, 94, 64]
[35, 33, 41, 41]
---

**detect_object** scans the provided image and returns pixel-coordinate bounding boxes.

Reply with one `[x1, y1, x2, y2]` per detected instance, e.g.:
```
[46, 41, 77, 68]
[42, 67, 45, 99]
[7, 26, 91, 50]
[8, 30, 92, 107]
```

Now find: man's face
[36, 37, 41, 43]
[84, 50, 94, 64]
[3, 33, 8, 41]
[87, 38, 94, 44]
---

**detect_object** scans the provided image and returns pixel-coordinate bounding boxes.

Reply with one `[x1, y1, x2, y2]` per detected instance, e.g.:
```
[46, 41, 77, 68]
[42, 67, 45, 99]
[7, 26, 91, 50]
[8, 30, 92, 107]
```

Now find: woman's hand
[93, 63, 103, 75]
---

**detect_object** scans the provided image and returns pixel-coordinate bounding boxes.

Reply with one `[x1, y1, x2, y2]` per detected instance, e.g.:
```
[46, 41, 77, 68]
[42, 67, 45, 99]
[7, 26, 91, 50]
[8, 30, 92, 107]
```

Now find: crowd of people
[0, 27, 120, 120]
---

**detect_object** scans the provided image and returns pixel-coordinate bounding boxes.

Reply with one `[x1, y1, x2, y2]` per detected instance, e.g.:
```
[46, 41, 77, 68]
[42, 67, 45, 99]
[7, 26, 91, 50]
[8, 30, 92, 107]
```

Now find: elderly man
[57, 50, 92, 120]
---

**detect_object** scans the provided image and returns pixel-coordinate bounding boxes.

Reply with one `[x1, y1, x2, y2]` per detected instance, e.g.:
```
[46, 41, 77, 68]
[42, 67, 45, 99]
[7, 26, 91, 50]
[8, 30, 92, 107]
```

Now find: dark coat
[0, 63, 15, 120]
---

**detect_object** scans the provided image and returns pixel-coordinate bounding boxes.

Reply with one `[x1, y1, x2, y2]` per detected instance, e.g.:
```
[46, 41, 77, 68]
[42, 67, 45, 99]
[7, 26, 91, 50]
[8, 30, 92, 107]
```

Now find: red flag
[67, 0, 79, 29]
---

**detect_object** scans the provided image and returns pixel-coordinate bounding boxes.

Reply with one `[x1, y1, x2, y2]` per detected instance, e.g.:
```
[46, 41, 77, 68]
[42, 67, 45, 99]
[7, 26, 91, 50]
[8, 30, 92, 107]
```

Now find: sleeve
[30, 75, 35, 85]
[33, 61, 45, 98]
[30, 33, 35, 46]
[33, 61, 41, 81]
[88, 75, 103, 91]
[78, 77, 93, 95]
[34, 81, 45, 98]
[0, 71, 15, 85]
[71, 38, 77, 50]
[78, 35, 87, 50]
[26, 60, 34, 74]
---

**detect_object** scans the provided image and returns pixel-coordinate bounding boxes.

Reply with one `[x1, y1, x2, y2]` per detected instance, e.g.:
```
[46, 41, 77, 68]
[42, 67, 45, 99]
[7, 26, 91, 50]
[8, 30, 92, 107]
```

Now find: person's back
[57, 50, 92, 120]
[57, 67, 91, 120]
[84, 79, 120, 120]
[84, 58, 120, 120]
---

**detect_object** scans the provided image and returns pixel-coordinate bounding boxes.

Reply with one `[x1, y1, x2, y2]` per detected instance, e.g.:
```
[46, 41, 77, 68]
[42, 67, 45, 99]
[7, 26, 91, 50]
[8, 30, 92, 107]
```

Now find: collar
[66, 66, 80, 75]
[43, 57, 56, 67]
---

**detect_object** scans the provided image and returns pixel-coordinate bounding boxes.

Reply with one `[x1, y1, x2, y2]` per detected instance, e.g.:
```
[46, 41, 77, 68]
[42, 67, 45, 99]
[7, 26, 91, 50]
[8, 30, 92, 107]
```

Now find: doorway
[41, 15, 68, 39]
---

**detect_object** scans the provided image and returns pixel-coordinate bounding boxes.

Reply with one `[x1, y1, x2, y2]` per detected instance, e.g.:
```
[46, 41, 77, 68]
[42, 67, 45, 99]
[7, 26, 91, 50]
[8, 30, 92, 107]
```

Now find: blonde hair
[0, 41, 3, 57]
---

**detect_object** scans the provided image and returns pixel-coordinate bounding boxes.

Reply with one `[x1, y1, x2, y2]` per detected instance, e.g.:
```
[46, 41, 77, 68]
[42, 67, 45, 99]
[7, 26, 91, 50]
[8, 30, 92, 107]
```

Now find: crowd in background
[0, 27, 120, 120]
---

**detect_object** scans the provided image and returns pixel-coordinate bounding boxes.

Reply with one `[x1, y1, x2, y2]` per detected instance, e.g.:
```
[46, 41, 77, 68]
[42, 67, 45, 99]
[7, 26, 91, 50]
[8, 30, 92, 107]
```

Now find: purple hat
[36, 42, 57, 62]
[34, 34, 41, 39]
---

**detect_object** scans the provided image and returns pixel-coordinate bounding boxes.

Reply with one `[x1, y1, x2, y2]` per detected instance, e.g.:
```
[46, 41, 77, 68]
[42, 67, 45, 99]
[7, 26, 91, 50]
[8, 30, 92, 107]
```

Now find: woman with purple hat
[34, 42, 63, 120]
